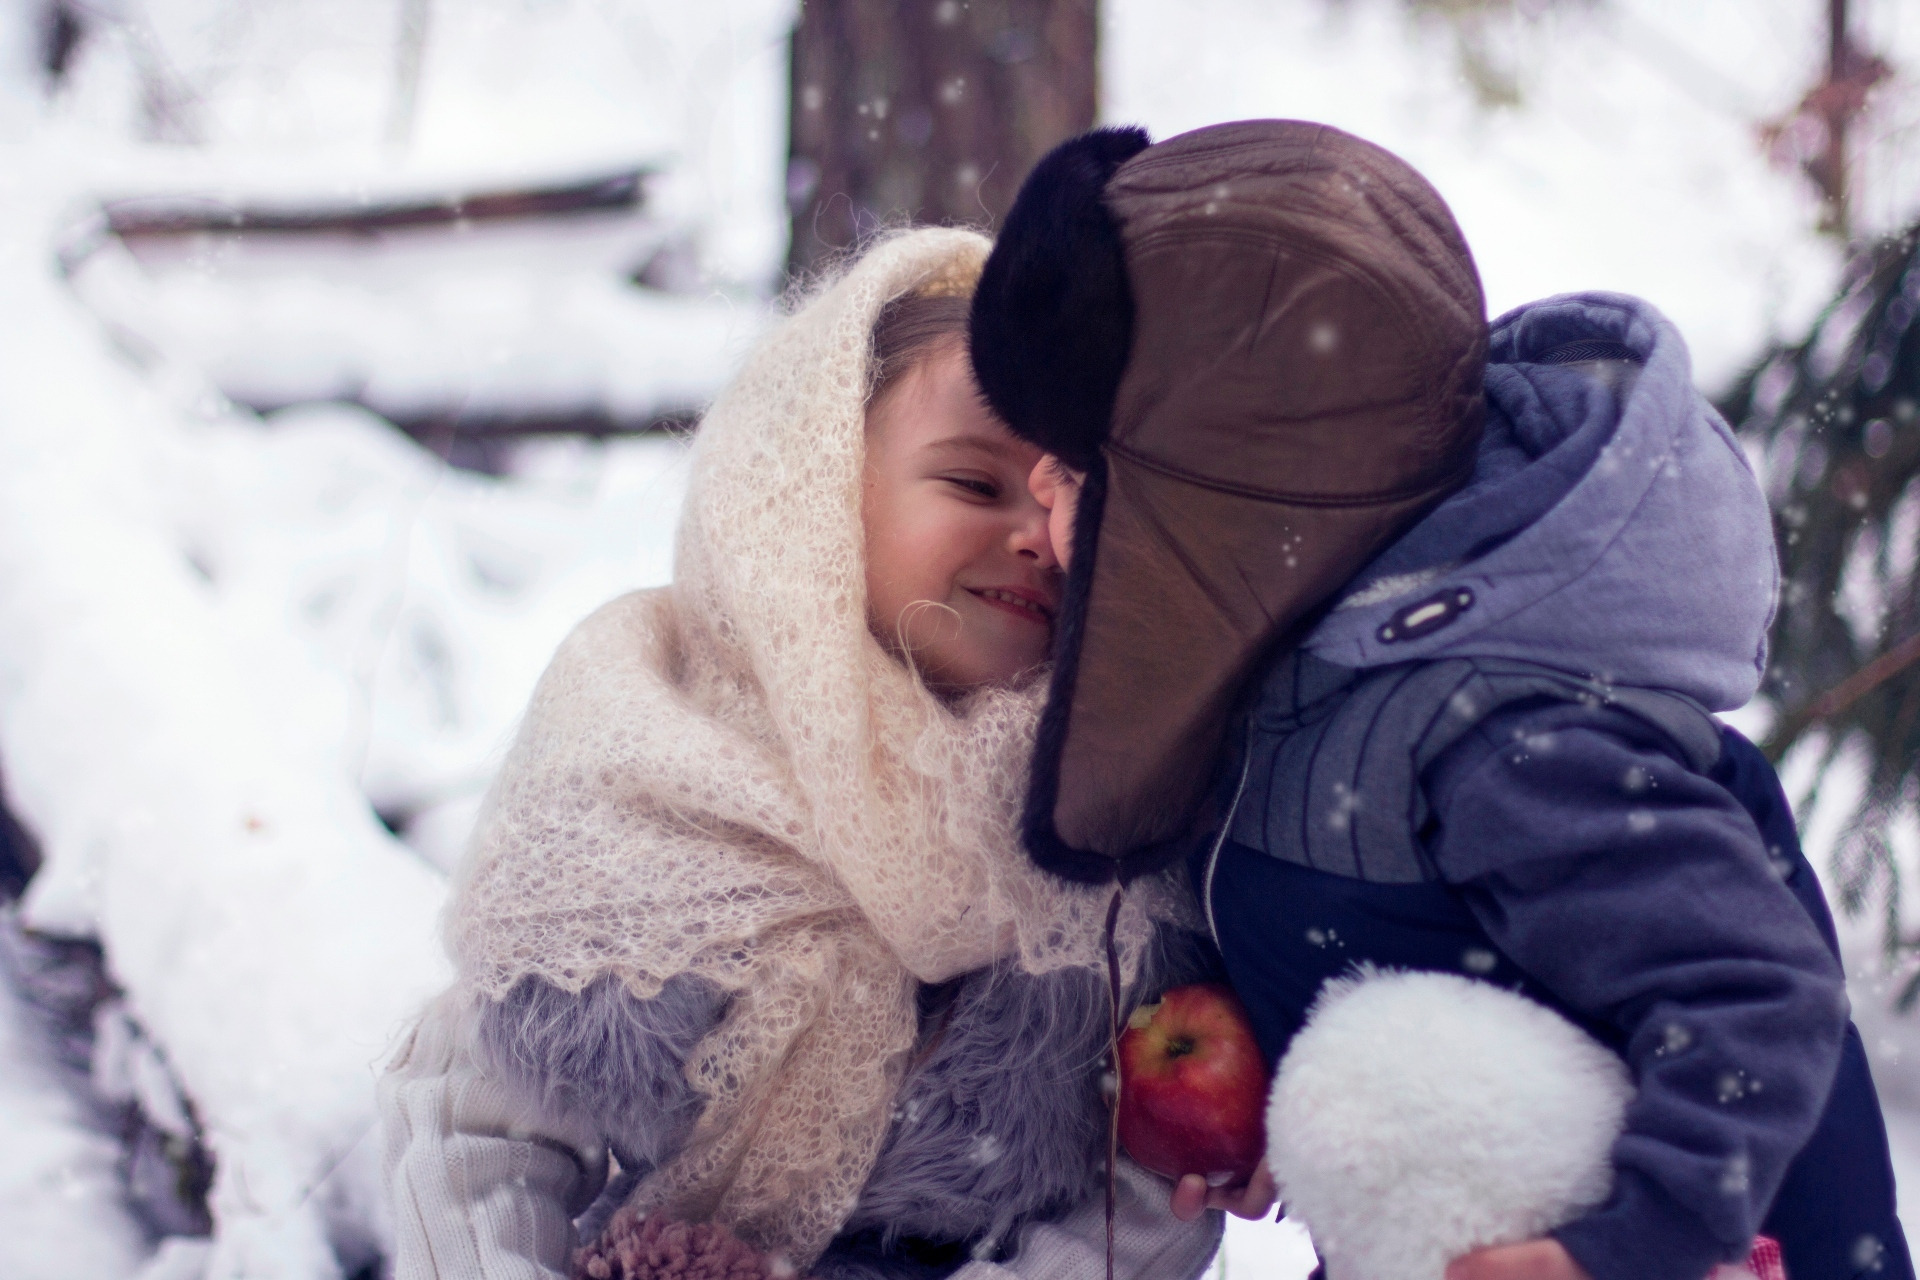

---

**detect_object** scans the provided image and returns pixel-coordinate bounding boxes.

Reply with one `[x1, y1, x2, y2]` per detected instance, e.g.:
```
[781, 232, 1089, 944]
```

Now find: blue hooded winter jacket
[1201, 293, 1911, 1280]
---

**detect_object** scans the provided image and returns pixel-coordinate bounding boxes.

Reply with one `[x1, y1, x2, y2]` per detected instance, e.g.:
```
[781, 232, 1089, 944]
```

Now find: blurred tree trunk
[387, 0, 433, 149]
[785, 0, 1097, 280]
[36, 1, 87, 87]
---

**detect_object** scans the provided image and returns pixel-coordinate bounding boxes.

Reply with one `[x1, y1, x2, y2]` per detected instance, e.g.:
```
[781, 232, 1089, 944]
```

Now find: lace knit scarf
[445, 229, 1171, 1265]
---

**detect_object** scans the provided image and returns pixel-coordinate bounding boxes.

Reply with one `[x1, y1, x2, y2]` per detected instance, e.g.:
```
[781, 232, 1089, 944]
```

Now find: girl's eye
[944, 475, 999, 499]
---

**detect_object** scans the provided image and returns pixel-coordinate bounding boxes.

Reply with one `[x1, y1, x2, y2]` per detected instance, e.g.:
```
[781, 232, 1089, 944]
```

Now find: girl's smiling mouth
[968, 586, 1056, 624]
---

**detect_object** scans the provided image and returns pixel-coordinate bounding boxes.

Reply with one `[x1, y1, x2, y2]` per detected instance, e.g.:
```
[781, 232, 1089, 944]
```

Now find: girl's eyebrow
[921, 434, 1017, 461]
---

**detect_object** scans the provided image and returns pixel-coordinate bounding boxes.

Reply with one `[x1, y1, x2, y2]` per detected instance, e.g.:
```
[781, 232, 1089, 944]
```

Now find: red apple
[1117, 982, 1269, 1185]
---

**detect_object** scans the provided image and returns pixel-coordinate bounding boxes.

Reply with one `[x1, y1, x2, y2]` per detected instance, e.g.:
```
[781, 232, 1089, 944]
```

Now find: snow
[71, 218, 759, 428]
[171, 404, 692, 834]
[1852, 959, 1920, 1230]
[44, 0, 797, 287]
[1105, 0, 1920, 392]
[1215, 1211, 1323, 1280]
[0, 131, 707, 1275]
[0, 1, 1916, 1276]
[32, 0, 782, 434]
[0, 155, 457, 1277]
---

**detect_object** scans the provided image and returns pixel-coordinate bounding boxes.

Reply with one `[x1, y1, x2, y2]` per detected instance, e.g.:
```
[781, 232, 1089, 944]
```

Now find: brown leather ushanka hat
[970, 120, 1488, 883]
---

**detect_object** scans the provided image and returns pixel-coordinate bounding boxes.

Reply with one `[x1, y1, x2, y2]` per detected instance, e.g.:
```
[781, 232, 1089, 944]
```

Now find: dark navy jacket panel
[1715, 731, 1912, 1280]
[1202, 846, 1573, 1070]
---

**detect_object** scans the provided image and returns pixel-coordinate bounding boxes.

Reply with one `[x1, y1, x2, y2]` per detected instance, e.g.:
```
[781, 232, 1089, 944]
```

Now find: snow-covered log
[64, 192, 753, 444]
[0, 175, 451, 1280]
[100, 165, 651, 240]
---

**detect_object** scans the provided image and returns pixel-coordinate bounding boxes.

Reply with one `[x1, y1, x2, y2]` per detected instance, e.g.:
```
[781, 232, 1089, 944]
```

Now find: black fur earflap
[970, 126, 1149, 473]
[1019, 456, 1114, 883]
[1019, 455, 1206, 885]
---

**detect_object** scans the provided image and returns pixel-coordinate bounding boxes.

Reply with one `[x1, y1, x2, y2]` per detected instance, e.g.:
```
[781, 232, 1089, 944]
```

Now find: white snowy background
[0, 1, 1915, 1277]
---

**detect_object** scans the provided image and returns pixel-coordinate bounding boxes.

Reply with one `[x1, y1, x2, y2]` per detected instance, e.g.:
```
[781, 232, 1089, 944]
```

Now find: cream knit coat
[381, 229, 1207, 1278]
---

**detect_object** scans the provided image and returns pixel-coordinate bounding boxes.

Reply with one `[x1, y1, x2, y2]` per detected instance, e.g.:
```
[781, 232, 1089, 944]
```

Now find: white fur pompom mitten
[1266, 969, 1633, 1280]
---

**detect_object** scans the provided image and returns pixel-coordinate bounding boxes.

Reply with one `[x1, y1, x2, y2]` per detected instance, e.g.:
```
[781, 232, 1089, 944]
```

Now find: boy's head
[971, 119, 1488, 882]
[861, 291, 1061, 693]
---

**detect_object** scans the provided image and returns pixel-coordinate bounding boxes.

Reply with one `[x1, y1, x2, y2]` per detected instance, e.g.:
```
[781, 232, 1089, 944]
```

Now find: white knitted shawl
[445, 229, 1169, 1265]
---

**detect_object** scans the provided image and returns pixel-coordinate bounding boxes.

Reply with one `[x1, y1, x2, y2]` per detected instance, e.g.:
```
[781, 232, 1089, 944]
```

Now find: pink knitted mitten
[574, 1210, 795, 1280]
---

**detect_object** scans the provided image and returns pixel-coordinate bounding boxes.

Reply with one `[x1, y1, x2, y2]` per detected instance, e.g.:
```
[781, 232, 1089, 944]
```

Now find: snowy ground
[1, 1, 1918, 1277]
[0, 177, 703, 1272]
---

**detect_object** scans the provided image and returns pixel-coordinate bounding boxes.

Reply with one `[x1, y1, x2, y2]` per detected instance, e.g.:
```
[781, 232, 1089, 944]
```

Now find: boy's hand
[1446, 1239, 1593, 1280]
[1168, 1162, 1277, 1221]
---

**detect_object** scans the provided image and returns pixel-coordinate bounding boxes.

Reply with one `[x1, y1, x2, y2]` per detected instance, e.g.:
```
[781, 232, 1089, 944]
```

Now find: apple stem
[1103, 886, 1124, 1280]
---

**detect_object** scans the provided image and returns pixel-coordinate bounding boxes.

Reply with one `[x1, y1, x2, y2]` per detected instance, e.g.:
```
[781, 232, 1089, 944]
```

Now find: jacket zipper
[1201, 723, 1256, 949]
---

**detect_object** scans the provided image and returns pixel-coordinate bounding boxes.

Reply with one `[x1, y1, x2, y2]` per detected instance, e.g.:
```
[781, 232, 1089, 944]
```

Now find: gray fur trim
[843, 962, 1108, 1252]
[475, 971, 728, 1177]
[843, 928, 1217, 1257]
[473, 926, 1218, 1275]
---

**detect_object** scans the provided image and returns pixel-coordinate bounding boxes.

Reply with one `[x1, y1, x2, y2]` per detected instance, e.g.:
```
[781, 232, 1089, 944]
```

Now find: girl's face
[863, 342, 1061, 690]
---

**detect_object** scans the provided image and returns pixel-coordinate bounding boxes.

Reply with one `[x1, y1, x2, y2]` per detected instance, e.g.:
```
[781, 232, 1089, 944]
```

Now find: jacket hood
[1304, 292, 1778, 712]
[972, 119, 1488, 883]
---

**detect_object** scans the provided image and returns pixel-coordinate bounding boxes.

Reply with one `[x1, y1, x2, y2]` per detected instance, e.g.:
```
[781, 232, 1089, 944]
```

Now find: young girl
[379, 228, 1218, 1280]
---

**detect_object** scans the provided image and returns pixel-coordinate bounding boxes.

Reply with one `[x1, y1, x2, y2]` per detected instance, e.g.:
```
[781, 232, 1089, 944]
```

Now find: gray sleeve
[1425, 704, 1847, 1280]
[950, 1159, 1223, 1280]
[380, 995, 610, 1280]
[381, 974, 727, 1279]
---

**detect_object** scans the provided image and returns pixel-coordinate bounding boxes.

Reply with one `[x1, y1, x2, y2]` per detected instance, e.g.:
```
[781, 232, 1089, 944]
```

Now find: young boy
[968, 119, 1912, 1280]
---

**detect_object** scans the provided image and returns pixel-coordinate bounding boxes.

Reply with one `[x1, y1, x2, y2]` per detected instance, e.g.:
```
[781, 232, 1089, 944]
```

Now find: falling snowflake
[1326, 781, 1361, 833]
[968, 1134, 1005, 1165]
[1716, 1070, 1762, 1103]
[1766, 844, 1796, 880]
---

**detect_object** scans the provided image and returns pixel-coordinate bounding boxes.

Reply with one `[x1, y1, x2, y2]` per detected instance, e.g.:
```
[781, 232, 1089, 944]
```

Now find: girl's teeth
[982, 589, 1045, 616]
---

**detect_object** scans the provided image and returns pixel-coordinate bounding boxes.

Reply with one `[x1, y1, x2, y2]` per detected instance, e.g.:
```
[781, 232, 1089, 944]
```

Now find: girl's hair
[867, 290, 973, 405]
